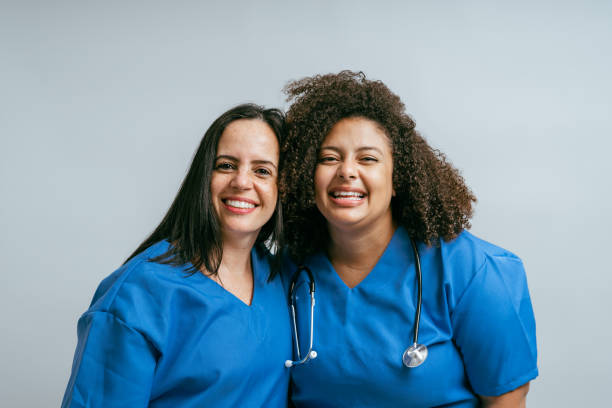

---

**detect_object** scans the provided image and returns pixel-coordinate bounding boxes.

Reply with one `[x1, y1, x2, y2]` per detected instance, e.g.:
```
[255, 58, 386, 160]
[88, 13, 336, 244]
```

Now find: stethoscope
[284, 237, 428, 369]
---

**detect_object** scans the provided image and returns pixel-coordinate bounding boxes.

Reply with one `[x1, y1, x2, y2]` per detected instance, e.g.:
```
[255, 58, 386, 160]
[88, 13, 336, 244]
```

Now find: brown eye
[361, 156, 378, 162]
[216, 162, 235, 170]
[255, 168, 272, 176]
[318, 156, 338, 163]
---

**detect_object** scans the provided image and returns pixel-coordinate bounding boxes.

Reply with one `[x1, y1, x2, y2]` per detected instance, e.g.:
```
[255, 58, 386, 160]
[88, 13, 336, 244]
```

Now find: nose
[230, 169, 253, 190]
[336, 160, 357, 180]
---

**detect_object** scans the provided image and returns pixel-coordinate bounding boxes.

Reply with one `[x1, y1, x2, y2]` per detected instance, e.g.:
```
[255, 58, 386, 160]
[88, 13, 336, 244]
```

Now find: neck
[217, 231, 258, 278]
[327, 215, 396, 272]
[202, 231, 257, 306]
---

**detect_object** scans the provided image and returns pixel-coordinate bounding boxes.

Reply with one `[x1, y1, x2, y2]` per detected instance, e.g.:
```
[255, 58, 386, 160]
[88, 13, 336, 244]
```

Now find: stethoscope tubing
[285, 266, 317, 368]
[286, 237, 427, 368]
[409, 238, 422, 346]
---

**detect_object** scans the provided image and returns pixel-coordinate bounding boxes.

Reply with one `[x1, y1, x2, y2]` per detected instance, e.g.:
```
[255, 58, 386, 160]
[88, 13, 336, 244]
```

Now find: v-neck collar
[157, 241, 268, 309]
[203, 247, 268, 308]
[308, 227, 415, 292]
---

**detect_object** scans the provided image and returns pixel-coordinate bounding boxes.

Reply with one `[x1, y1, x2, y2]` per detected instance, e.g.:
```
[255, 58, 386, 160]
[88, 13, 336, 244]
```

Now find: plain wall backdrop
[1, 0, 610, 406]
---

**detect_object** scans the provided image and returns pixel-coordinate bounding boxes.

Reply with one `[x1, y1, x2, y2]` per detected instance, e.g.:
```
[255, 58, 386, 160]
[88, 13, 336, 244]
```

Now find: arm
[479, 380, 530, 407]
[62, 311, 158, 408]
[451, 254, 538, 399]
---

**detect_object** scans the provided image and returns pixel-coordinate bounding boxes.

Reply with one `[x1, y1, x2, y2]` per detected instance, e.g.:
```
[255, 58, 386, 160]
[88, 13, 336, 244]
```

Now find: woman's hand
[479, 382, 530, 407]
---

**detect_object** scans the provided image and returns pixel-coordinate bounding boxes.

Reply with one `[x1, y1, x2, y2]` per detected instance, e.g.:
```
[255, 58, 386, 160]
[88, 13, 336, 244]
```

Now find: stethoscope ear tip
[309, 350, 318, 359]
[284, 360, 293, 368]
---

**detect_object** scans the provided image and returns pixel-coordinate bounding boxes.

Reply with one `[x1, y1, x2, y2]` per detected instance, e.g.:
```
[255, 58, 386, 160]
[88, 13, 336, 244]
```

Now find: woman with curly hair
[280, 71, 537, 407]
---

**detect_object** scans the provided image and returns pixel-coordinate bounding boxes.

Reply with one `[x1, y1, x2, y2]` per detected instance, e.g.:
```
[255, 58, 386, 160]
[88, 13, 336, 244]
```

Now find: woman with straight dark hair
[62, 104, 291, 407]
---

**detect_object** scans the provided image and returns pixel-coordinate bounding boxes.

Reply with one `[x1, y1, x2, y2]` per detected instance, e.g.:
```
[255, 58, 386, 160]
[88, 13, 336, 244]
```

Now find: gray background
[1, 0, 610, 406]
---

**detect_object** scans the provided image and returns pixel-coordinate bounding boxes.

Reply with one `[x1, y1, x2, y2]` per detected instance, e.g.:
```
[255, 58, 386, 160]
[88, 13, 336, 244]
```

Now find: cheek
[261, 181, 278, 206]
[384, 169, 395, 200]
[370, 168, 394, 199]
[209, 175, 223, 199]
[270, 185, 279, 205]
[314, 167, 328, 198]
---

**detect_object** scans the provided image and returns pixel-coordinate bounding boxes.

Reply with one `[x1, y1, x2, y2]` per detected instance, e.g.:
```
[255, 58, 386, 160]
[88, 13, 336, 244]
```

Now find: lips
[224, 199, 255, 209]
[330, 191, 365, 200]
[328, 188, 367, 206]
[329, 187, 366, 198]
[222, 197, 258, 213]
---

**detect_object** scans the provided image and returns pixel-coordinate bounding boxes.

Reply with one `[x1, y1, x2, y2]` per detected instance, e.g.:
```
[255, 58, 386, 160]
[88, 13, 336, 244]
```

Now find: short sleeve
[61, 311, 158, 407]
[451, 254, 538, 396]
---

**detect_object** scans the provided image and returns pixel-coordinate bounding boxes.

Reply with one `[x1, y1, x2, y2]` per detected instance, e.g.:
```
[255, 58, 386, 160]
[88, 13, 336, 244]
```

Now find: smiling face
[314, 117, 395, 235]
[210, 119, 279, 243]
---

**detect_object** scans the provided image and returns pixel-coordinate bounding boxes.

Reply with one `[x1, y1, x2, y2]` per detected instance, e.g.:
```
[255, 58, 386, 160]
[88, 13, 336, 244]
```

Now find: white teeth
[332, 191, 364, 199]
[225, 200, 255, 209]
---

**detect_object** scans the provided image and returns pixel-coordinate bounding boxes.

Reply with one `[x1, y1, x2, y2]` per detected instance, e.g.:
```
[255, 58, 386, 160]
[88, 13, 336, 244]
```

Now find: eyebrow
[319, 146, 384, 155]
[215, 155, 278, 169]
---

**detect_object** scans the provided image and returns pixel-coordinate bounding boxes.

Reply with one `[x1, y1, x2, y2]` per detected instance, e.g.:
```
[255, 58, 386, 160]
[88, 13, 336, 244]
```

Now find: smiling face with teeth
[210, 119, 279, 243]
[314, 117, 395, 234]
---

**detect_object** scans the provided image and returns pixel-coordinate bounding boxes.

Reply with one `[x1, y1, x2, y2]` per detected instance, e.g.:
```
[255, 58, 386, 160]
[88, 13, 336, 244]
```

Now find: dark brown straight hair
[125, 103, 285, 278]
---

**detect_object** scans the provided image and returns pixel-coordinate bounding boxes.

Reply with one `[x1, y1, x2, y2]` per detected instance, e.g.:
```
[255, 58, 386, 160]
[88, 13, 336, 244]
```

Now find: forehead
[217, 119, 279, 159]
[322, 117, 391, 150]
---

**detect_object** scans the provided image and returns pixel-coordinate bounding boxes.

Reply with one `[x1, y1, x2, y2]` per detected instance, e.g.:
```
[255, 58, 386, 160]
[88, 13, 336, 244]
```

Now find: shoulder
[86, 241, 188, 325]
[439, 230, 523, 271]
[279, 249, 294, 287]
[440, 230, 521, 268]
[252, 243, 273, 272]
[278, 248, 302, 291]
[433, 230, 525, 307]
[280, 248, 297, 272]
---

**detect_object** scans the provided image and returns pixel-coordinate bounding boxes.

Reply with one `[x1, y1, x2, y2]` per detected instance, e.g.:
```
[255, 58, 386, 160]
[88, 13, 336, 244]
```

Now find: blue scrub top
[284, 227, 538, 407]
[62, 241, 291, 408]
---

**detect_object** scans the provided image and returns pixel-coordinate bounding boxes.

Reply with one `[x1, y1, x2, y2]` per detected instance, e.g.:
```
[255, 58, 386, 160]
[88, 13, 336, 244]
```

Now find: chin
[327, 209, 367, 222]
[326, 216, 368, 230]
[221, 222, 263, 236]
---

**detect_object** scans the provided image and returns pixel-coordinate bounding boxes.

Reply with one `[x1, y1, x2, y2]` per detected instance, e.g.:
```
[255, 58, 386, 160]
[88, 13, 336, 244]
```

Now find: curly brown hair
[280, 71, 476, 262]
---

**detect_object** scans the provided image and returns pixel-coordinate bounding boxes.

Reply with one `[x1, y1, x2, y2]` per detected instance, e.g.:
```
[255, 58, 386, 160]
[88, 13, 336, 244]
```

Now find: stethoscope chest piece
[402, 343, 428, 368]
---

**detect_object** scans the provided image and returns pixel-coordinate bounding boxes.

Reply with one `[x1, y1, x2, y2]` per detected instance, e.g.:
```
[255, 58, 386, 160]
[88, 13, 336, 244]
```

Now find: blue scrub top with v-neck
[62, 240, 291, 408]
[284, 227, 538, 407]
